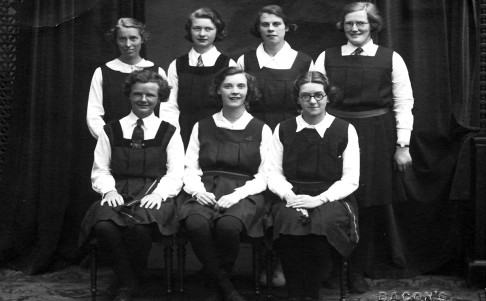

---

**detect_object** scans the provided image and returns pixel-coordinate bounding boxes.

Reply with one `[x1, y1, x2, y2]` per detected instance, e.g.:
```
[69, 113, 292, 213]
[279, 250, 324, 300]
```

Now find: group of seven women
[80, 2, 414, 301]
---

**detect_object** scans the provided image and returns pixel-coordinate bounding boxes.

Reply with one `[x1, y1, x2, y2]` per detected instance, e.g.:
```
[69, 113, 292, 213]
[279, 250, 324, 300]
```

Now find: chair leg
[164, 244, 173, 294]
[339, 258, 348, 301]
[253, 243, 261, 297]
[265, 249, 273, 300]
[177, 242, 186, 293]
[90, 245, 97, 301]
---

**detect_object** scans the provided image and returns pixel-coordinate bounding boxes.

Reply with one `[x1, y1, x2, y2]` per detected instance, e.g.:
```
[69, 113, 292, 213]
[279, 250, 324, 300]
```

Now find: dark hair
[293, 71, 340, 107]
[184, 7, 227, 43]
[250, 5, 297, 38]
[106, 18, 150, 44]
[210, 67, 260, 109]
[336, 2, 383, 32]
[124, 69, 171, 102]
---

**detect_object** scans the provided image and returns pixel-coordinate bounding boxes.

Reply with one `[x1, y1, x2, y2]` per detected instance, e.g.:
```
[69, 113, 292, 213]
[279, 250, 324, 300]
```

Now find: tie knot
[197, 55, 204, 67]
[353, 47, 363, 56]
[136, 119, 144, 127]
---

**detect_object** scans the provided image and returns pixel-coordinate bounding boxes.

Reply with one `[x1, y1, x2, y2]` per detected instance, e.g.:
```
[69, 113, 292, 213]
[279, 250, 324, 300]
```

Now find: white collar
[213, 110, 253, 130]
[188, 46, 219, 65]
[295, 114, 335, 138]
[343, 39, 378, 56]
[127, 112, 157, 127]
[107, 58, 154, 70]
[255, 41, 296, 68]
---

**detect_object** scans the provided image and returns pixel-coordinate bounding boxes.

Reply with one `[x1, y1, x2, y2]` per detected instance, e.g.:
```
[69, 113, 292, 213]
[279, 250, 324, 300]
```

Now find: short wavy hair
[293, 71, 340, 107]
[336, 2, 383, 33]
[124, 69, 171, 102]
[184, 7, 227, 43]
[210, 67, 260, 109]
[105, 18, 150, 44]
[250, 5, 297, 38]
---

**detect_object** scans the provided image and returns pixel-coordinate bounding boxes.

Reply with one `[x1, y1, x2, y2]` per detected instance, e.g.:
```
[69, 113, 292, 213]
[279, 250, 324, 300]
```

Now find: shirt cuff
[397, 128, 412, 145]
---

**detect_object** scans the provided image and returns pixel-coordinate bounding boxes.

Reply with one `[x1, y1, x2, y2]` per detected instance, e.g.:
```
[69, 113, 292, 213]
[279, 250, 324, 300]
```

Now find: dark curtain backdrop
[0, 0, 479, 276]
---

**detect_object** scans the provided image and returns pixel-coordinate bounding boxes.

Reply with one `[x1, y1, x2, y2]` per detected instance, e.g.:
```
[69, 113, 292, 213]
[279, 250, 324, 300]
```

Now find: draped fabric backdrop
[0, 0, 479, 277]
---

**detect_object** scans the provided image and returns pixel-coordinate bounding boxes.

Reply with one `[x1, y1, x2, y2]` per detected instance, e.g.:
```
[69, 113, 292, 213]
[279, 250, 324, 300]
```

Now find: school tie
[131, 119, 144, 148]
[352, 47, 363, 56]
[197, 55, 204, 67]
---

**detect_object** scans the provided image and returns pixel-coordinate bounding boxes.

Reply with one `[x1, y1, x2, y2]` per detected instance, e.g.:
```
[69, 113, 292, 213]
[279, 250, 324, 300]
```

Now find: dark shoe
[225, 290, 247, 301]
[348, 273, 369, 293]
[113, 287, 133, 301]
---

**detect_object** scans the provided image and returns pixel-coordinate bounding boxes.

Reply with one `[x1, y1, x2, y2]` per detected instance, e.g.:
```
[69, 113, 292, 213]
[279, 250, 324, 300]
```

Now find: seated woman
[178, 67, 272, 301]
[266, 71, 360, 301]
[79, 69, 184, 301]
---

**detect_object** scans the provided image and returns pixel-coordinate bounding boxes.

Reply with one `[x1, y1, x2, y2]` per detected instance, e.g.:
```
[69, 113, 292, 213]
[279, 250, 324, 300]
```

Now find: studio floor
[0, 244, 484, 301]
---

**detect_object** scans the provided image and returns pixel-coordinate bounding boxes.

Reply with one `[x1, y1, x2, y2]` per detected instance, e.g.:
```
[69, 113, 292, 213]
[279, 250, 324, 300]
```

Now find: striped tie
[197, 55, 204, 67]
[353, 47, 363, 56]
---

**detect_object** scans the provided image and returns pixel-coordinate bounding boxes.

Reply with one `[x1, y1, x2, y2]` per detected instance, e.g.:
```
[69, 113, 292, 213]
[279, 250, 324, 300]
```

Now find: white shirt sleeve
[266, 124, 294, 199]
[159, 60, 180, 128]
[152, 128, 185, 200]
[182, 123, 205, 195]
[233, 124, 271, 199]
[392, 52, 414, 145]
[91, 129, 116, 195]
[86, 67, 105, 139]
[320, 124, 360, 202]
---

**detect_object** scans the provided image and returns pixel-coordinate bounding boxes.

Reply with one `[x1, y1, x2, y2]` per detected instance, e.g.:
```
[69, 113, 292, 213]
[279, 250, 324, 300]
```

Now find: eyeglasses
[344, 21, 369, 29]
[298, 93, 327, 102]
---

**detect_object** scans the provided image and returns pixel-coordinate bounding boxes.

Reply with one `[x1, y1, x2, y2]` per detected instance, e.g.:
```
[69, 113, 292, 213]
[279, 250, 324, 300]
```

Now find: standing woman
[267, 71, 360, 301]
[87, 18, 167, 139]
[161, 7, 237, 148]
[314, 2, 414, 293]
[237, 5, 314, 131]
[79, 69, 184, 301]
[178, 67, 272, 301]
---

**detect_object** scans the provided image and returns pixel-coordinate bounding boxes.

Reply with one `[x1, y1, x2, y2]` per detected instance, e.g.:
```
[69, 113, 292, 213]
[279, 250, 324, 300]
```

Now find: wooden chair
[87, 236, 175, 301]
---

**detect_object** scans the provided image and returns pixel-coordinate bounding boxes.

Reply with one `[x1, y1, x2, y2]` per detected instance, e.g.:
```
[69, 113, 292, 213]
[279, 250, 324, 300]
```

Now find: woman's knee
[184, 214, 210, 233]
[214, 216, 243, 236]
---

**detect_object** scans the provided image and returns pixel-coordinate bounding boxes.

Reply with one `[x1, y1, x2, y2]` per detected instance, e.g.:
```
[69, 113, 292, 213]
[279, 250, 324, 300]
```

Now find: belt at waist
[326, 107, 390, 118]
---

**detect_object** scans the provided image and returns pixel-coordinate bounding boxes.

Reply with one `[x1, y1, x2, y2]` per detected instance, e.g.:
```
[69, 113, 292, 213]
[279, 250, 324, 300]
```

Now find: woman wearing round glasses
[267, 71, 359, 301]
[314, 2, 414, 293]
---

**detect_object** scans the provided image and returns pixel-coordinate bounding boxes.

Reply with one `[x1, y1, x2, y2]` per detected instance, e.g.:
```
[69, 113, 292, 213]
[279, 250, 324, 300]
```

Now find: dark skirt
[341, 111, 396, 207]
[79, 197, 178, 247]
[178, 171, 267, 238]
[271, 187, 359, 258]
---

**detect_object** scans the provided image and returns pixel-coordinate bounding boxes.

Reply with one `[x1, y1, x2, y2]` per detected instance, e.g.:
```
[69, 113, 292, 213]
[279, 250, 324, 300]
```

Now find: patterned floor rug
[0, 265, 484, 301]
